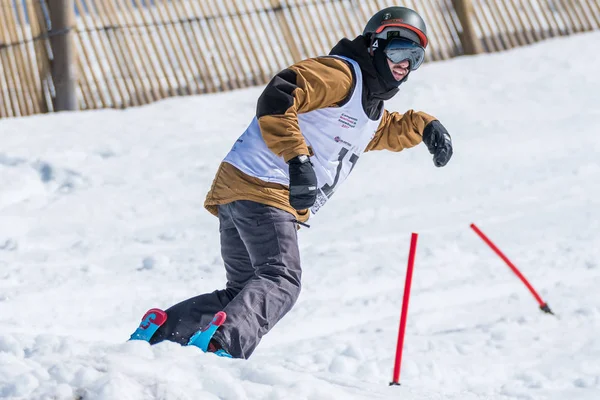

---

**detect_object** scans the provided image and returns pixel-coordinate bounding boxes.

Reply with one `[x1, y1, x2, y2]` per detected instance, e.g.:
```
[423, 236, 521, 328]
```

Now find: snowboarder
[130, 6, 453, 359]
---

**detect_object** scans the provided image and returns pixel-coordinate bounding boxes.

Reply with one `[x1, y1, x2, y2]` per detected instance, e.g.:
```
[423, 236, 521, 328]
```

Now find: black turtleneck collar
[330, 37, 401, 96]
[329, 36, 400, 119]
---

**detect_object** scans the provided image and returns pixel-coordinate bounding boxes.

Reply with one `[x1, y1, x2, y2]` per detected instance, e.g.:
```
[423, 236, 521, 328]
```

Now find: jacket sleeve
[256, 57, 354, 162]
[365, 109, 437, 152]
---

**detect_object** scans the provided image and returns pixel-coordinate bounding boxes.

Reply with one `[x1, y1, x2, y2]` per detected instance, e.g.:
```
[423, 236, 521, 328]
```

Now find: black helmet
[363, 6, 428, 48]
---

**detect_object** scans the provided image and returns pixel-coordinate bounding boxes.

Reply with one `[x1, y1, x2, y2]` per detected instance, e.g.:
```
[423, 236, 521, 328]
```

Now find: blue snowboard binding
[188, 311, 232, 358]
[129, 308, 168, 342]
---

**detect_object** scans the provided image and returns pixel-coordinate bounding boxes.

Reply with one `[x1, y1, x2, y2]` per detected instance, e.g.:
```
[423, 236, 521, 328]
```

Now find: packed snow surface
[1, 32, 599, 399]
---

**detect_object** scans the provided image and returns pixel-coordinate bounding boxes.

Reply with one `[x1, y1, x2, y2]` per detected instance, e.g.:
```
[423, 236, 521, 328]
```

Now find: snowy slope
[1, 32, 600, 400]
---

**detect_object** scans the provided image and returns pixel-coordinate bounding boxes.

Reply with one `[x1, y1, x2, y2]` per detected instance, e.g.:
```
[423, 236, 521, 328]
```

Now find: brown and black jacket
[204, 36, 437, 223]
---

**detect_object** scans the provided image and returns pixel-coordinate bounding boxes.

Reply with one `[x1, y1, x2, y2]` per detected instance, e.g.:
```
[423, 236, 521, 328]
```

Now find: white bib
[224, 56, 383, 216]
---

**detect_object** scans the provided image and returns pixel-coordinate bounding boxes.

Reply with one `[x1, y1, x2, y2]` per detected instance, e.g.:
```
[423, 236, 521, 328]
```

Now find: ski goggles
[384, 38, 425, 71]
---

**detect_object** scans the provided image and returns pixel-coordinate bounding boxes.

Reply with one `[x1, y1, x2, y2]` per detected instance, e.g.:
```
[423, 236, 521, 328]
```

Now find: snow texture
[1, 32, 599, 400]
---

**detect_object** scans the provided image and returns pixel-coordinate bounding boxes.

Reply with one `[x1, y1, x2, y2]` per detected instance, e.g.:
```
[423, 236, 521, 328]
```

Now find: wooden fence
[1, 0, 599, 118]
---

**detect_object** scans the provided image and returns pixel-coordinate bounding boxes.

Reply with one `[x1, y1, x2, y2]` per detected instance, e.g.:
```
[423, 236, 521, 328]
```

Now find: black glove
[423, 120, 453, 167]
[288, 155, 318, 210]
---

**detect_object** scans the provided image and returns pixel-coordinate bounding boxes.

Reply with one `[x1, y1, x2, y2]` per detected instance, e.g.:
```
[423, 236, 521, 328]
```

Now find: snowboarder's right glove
[288, 155, 318, 210]
[423, 120, 453, 167]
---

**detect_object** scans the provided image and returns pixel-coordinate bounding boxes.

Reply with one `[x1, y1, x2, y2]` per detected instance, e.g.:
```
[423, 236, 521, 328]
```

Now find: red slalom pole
[390, 233, 418, 386]
[470, 223, 554, 315]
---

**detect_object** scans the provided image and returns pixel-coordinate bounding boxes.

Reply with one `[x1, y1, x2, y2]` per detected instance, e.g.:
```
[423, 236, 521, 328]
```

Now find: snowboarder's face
[387, 58, 410, 81]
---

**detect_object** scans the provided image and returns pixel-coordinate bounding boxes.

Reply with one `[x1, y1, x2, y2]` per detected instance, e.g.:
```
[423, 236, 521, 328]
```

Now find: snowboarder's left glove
[288, 155, 318, 210]
[423, 120, 453, 167]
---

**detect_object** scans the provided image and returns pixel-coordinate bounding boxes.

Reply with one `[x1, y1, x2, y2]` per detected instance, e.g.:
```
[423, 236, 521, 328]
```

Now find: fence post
[272, 0, 302, 62]
[452, 0, 484, 55]
[48, 0, 78, 111]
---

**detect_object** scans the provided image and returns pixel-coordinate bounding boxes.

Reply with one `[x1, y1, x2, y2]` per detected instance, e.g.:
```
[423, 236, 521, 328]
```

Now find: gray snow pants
[150, 200, 302, 359]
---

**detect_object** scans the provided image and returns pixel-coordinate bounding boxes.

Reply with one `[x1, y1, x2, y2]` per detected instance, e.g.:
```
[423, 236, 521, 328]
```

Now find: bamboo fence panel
[99, 0, 144, 105]
[31, 0, 53, 112]
[467, 0, 600, 52]
[283, 0, 320, 59]
[1, 0, 599, 118]
[6, 5, 35, 114]
[439, 0, 464, 54]
[575, 0, 596, 30]
[314, 0, 344, 50]
[167, 0, 210, 93]
[254, 0, 295, 69]
[181, 1, 220, 91]
[158, 0, 198, 94]
[521, 0, 551, 40]
[197, 0, 240, 90]
[0, 3, 26, 116]
[12, 3, 41, 114]
[108, 0, 163, 101]
[1, 0, 52, 117]
[75, 53, 93, 107]
[221, 0, 258, 87]
[231, 1, 269, 84]
[94, 0, 145, 106]
[76, 0, 126, 108]
[119, 0, 173, 97]
[247, 0, 289, 71]
[504, 0, 536, 44]
[0, 43, 13, 117]
[73, 0, 111, 108]
[0, 59, 10, 117]
[143, 0, 191, 93]
[0, 7, 18, 118]
[587, 0, 600, 27]
[413, 0, 451, 61]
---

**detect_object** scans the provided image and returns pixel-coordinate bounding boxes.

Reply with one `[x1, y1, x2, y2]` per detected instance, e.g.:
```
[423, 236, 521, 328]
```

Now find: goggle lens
[384, 38, 425, 71]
